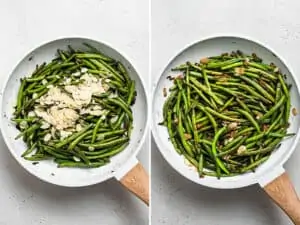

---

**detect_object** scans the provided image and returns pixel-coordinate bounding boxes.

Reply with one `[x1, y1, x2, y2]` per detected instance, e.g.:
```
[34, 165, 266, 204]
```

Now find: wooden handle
[120, 162, 149, 206]
[264, 172, 300, 224]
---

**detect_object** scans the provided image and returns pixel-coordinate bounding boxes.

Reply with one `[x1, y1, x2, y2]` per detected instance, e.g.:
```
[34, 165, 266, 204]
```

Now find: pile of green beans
[162, 51, 294, 178]
[12, 43, 136, 168]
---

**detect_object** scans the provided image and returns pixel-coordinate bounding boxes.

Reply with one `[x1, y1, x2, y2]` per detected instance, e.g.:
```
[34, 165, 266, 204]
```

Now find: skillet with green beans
[12, 44, 136, 168]
[162, 51, 294, 178]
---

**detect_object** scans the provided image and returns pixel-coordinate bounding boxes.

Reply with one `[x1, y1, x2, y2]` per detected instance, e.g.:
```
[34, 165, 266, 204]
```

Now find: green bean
[240, 156, 269, 173]
[184, 153, 199, 168]
[212, 127, 230, 175]
[43, 146, 71, 160]
[191, 109, 199, 146]
[275, 82, 282, 102]
[236, 109, 260, 132]
[55, 125, 93, 148]
[176, 79, 188, 112]
[91, 130, 126, 141]
[216, 82, 272, 104]
[247, 62, 273, 71]
[266, 111, 283, 134]
[92, 117, 105, 143]
[186, 66, 191, 108]
[246, 67, 277, 80]
[259, 102, 268, 113]
[243, 72, 260, 79]
[236, 98, 251, 113]
[221, 61, 244, 70]
[16, 79, 26, 111]
[15, 124, 41, 139]
[239, 76, 275, 102]
[189, 84, 216, 109]
[82, 59, 98, 69]
[206, 58, 242, 69]
[218, 137, 247, 157]
[90, 59, 124, 82]
[75, 53, 114, 62]
[68, 130, 93, 151]
[86, 143, 129, 159]
[80, 137, 128, 149]
[178, 110, 194, 157]
[31, 63, 46, 77]
[259, 80, 276, 96]
[193, 104, 217, 133]
[24, 155, 50, 161]
[237, 147, 273, 156]
[58, 161, 107, 168]
[278, 74, 289, 97]
[167, 111, 182, 154]
[235, 127, 255, 136]
[21, 142, 37, 157]
[190, 77, 224, 105]
[198, 125, 213, 132]
[107, 98, 133, 121]
[198, 139, 212, 145]
[269, 132, 294, 138]
[202, 68, 211, 91]
[220, 97, 235, 112]
[245, 133, 265, 144]
[198, 154, 204, 177]
[222, 136, 244, 151]
[260, 95, 286, 120]
[176, 91, 182, 116]
[285, 96, 291, 123]
[205, 107, 243, 122]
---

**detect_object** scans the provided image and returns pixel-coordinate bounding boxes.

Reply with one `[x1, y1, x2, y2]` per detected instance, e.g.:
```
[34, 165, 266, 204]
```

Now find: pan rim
[151, 34, 300, 189]
[0, 36, 149, 187]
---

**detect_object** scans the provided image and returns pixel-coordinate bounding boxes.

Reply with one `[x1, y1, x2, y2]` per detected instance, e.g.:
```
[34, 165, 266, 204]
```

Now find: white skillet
[0, 37, 149, 205]
[152, 36, 300, 222]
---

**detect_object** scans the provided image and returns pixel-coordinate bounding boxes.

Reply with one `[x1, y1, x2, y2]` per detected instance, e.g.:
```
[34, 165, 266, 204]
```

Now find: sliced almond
[223, 155, 231, 161]
[184, 133, 192, 140]
[173, 117, 178, 124]
[200, 57, 209, 64]
[237, 145, 247, 155]
[196, 123, 202, 129]
[228, 122, 238, 130]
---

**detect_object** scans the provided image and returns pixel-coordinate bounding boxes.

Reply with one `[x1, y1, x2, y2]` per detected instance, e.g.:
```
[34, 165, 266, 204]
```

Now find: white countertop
[0, 0, 149, 224]
[151, 0, 300, 224]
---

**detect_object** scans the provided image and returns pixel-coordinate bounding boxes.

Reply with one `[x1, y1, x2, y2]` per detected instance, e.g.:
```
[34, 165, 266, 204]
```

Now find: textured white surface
[151, 0, 300, 224]
[0, 0, 149, 224]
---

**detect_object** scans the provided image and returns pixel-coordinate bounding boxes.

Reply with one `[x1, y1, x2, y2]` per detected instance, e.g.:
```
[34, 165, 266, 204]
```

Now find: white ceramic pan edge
[152, 34, 300, 222]
[0, 37, 149, 204]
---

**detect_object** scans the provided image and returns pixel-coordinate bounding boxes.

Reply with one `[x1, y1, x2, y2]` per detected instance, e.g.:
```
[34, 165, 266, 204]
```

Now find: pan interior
[0, 37, 148, 187]
[152, 36, 300, 189]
